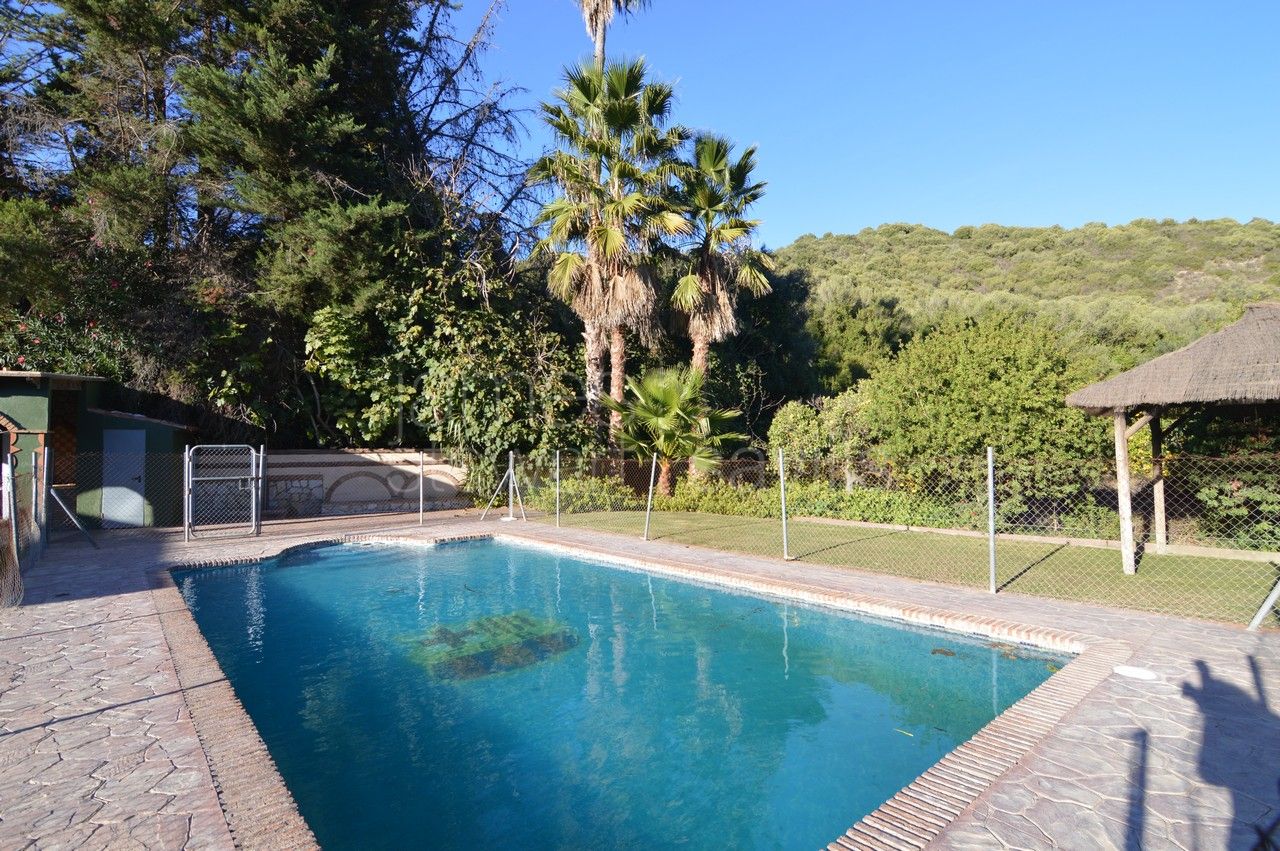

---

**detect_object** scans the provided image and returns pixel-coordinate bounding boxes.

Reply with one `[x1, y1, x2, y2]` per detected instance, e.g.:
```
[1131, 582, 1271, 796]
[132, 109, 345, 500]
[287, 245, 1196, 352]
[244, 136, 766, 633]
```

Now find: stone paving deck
[1, 513, 1277, 849]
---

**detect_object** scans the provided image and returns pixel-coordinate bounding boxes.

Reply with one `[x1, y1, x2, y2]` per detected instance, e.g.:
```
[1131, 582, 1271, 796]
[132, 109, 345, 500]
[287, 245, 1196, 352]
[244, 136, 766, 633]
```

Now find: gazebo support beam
[1124, 411, 1155, 439]
[1113, 409, 1137, 574]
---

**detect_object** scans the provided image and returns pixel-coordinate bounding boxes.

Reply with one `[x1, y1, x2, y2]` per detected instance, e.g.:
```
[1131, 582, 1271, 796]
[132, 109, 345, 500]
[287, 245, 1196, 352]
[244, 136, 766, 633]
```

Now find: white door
[102, 429, 146, 527]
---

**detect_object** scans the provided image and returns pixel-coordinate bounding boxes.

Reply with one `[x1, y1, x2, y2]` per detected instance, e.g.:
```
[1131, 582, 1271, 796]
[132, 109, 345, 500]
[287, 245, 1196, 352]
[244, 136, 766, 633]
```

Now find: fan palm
[602, 366, 743, 495]
[530, 59, 688, 435]
[578, 0, 650, 69]
[673, 134, 773, 375]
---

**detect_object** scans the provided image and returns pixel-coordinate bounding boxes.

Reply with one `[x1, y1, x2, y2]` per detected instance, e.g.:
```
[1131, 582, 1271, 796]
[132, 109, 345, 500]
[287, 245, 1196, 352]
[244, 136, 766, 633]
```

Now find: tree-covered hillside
[775, 218, 1280, 392]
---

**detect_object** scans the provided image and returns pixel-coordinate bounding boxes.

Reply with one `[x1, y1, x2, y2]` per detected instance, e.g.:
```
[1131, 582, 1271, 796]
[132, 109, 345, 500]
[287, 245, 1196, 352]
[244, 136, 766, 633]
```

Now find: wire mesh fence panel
[524, 451, 654, 536]
[44, 452, 185, 541]
[640, 452, 783, 558]
[1, 461, 41, 606]
[540, 444, 1279, 628]
[261, 449, 469, 523]
[779, 454, 995, 587]
[997, 454, 1280, 627]
[189, 446, 258, 538]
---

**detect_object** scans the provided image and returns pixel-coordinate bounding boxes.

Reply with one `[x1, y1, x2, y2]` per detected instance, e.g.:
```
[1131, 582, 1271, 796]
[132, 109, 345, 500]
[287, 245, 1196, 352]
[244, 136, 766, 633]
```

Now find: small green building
[0, 371, 194, 528]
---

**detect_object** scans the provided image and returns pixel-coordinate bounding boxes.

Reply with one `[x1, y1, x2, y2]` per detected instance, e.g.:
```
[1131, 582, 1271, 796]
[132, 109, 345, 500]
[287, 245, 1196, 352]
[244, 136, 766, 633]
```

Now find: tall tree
[530, 59, 687, 436]
[1, 0, 533, 443]
[674, 134, 772, 374]
[576, 0, 650, 69]
[572, 0, 654, 440]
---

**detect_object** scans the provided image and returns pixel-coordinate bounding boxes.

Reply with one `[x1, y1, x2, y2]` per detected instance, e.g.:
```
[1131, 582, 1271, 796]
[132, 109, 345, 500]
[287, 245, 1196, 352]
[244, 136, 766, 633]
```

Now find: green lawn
[542, 510, 1279, 627]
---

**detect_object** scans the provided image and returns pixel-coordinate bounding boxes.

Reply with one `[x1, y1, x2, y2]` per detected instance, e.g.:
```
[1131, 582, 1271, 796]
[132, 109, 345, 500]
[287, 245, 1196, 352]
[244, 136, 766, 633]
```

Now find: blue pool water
[176, 540, 1067, 850]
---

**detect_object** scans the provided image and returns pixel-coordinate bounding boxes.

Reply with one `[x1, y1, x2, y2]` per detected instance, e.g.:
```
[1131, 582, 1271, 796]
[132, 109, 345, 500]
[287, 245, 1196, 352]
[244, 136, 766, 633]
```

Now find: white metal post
[418, 450, 425, 525]
[39, 447, 50, 552]
[479, 464, 510, 521]
[506, 451, 515, 521]
[642, 453, 658, 541]
[183, 445, 191, 543]
[1248, 576, 1280, 631]
[257, 445, 264, 532]
[987, 446, 997, 593]
[4, 459, 18, 571]
[29, 451, 38, 559]
[555, 450, 561, 528]
[779, 448, 791, 560]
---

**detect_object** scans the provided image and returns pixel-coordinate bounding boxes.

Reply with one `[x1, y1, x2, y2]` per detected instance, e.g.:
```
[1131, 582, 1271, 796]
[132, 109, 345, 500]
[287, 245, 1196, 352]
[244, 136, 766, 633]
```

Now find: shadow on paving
[1163, 658, 1280, 849]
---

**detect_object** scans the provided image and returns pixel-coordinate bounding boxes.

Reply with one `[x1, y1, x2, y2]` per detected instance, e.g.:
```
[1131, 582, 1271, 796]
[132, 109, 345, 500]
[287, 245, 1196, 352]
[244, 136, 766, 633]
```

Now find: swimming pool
[175, 539, 1068, 850]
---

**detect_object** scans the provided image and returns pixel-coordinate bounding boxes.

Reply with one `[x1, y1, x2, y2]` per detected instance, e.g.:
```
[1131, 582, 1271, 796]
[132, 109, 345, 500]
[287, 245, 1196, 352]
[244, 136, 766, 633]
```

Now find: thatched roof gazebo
[1066, 303, 1280, 574]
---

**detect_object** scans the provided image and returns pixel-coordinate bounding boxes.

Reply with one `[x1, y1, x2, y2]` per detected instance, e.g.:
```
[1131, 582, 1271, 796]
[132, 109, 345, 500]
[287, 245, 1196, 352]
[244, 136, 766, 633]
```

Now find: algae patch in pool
[406, 612, 580, 680]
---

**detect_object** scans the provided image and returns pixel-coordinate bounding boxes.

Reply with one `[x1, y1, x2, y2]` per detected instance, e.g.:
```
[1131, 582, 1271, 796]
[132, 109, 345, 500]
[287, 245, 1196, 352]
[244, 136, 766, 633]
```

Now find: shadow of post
[1181, 659, 1280, 848]
[1126, 728, 1148, 851]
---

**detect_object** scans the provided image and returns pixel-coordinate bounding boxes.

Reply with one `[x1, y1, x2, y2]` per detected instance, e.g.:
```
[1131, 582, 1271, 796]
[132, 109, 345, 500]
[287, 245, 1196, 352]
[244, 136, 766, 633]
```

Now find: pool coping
[152, 529, 1131, 851]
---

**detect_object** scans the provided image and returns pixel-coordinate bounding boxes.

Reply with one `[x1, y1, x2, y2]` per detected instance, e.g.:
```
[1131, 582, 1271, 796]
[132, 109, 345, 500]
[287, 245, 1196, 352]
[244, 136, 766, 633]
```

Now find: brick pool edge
[154, 530, 1131, 850]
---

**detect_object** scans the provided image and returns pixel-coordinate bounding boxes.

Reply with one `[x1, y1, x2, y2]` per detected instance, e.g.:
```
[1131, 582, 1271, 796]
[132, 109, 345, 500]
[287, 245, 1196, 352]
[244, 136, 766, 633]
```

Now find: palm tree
[673, 134, 773, 375]
[530, 60, 687, 435]
[602, 366, 742, 495]
[577, 0, 650, 69]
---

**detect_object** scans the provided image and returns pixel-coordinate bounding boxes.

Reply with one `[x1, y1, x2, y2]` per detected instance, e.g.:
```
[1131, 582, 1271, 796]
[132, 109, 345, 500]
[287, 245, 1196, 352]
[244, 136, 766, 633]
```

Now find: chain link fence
[8, 440, 1277, 627]
[526, 448, 1280, 629]
[1, 455, 46, 607]
[38, 448, 474, 543]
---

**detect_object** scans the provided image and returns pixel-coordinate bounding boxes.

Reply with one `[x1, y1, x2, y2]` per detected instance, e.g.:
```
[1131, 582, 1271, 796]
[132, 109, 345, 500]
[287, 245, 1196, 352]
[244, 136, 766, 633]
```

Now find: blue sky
[457, 1, 1280, 248]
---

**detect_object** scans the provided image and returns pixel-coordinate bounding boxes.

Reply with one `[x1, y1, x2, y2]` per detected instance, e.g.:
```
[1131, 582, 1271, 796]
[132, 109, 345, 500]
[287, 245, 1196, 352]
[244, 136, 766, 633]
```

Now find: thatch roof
[1067, 303, 1280, 414]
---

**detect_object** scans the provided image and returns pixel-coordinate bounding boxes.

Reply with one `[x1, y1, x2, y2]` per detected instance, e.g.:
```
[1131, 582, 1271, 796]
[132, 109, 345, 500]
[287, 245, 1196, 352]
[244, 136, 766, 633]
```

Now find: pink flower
[31, 338, 40, 345]
[17, 323, 26, 332]
[110, 282, 119, 290]
[16, 356, 24, 365]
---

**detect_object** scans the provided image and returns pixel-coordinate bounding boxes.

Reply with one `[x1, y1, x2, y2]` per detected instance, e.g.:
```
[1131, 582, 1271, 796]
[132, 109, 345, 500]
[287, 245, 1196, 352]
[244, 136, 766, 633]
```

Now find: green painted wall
[0, 377, 50, 432]
[74, 411, 189, 528]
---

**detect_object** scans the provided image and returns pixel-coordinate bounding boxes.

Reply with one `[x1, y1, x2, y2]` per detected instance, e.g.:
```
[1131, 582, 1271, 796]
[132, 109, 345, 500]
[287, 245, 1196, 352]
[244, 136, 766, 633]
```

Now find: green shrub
[649, 476, 978, 529]
[1195, 471, 1280, 549]
[655, 478, 778, 516]
[528, 475, 643, 514]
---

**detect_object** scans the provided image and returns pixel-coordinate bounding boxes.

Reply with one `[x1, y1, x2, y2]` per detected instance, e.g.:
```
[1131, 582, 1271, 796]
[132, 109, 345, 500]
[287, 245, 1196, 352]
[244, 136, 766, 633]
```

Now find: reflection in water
[991, 646, 999, 715]
[178, 541, 1067, 851]
[244, 564, 264, 651]
[647, 574, 658, 632]
[782, 603, 790, 679]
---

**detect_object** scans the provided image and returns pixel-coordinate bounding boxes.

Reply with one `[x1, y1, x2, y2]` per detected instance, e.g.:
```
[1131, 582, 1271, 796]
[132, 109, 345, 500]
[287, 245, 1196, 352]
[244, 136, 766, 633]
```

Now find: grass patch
[544, 511, 1279, 627]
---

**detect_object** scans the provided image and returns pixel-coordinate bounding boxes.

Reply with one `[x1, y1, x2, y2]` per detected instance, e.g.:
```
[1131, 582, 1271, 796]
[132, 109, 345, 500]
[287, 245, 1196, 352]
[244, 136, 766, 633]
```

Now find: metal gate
[185, 445, 263, 540]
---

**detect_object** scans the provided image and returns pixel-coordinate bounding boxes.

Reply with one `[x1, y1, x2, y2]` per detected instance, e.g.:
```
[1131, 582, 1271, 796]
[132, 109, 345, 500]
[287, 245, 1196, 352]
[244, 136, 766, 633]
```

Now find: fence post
[256, 444, 265, 536]
[29, 451, 39, 560]
[418, 450, 425, 525]
[507, 450, 516, 521]
[1249, 577, 1280, 631]
[779, 448, 791, 561]
[183, 445, 190, 543]
[39, 447, 50, 553]
[987, 446, 997, 593]
[642, 453, 657, 541]
[4, 458, 18, 572]
[555, 450, 561, 528]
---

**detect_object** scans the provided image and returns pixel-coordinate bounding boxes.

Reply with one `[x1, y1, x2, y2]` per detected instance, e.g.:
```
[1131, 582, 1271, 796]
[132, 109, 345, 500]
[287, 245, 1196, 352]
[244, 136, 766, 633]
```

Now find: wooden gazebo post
[1113, 409, 1137, 574]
